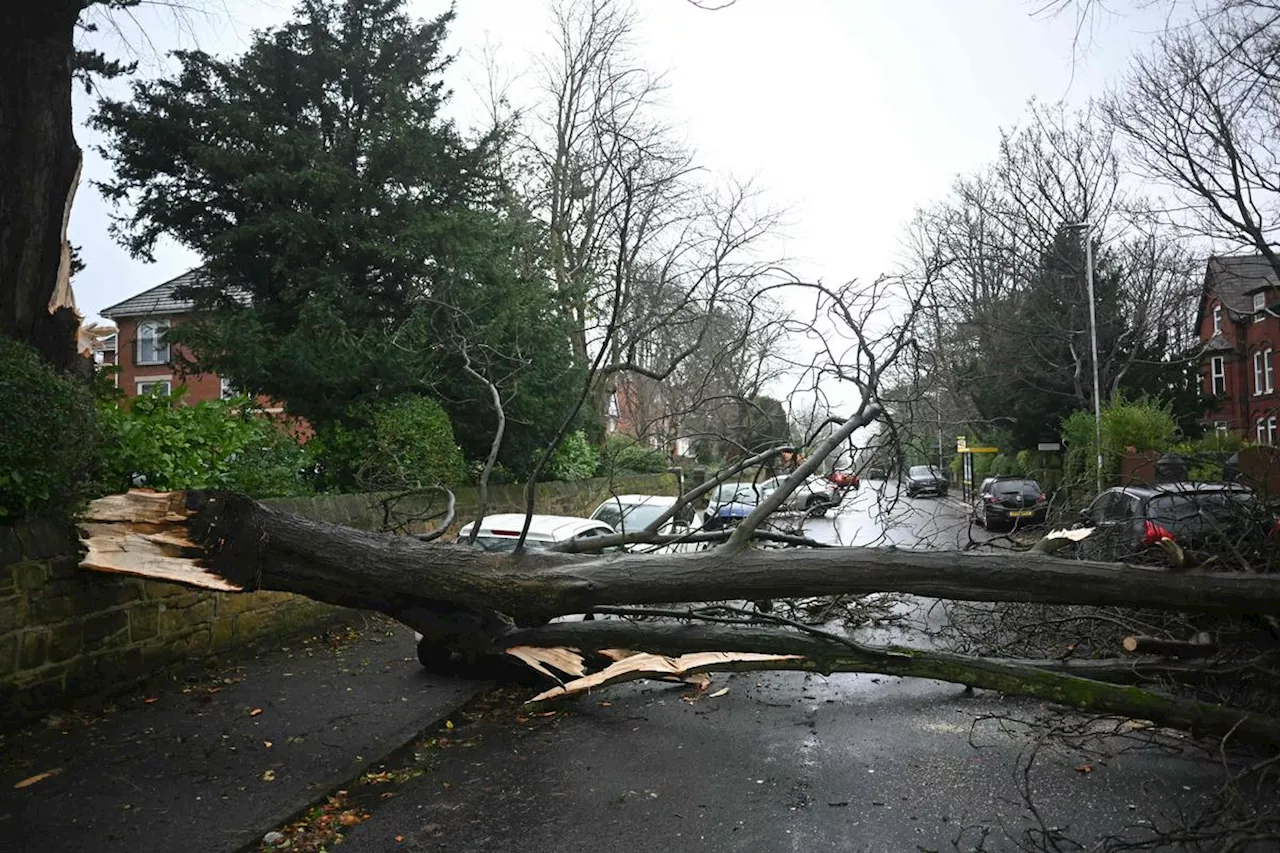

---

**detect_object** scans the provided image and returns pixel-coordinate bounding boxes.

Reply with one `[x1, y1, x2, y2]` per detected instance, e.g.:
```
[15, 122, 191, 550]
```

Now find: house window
[220, 377, 240, 400]
[1213, 304, 1222, 334]
[1259, 416, 1278, 446]
[137, 379, 171, 396]
[1256, 348, 1275, 395]
[1211, 356, 1226, 395]
[1254, 292, 1267, 322]
[136, 321, 170, 365]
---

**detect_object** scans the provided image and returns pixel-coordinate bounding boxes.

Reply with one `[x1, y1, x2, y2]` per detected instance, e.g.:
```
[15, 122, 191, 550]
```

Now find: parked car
[905, 465, 949, 498]
[827, 470, 860, 490]
[702, 481, 768, 530]
[455, 513, 617, 553]
[973, 476, 1048, 530]
[589, 494, 694, 551]
[762, 474, 843, 517]
[1074, 482, 1277, 565]
[416, 513, 618, 670]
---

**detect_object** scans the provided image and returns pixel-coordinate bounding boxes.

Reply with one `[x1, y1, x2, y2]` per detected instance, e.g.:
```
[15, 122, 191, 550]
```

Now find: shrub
[314, 395, 466, 492]
[1062, 394, 1177, 492]
[0, 338, 101, 519]
[544, 430, 598, 482]
[599, 434, 669, 476]
[98, 391, 313, 497]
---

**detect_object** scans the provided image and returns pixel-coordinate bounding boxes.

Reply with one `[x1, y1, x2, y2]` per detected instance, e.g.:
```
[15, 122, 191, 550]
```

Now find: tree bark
[0, 2, 84, 372]
[80, 490, 1280, 624]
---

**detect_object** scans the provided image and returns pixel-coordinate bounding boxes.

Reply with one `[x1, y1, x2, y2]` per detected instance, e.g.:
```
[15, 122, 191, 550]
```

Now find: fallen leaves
[13, 768, 62, 789]
[249, 708, 263, 717]
[262, 770, 277, 782]
[1075, 764, 1094, 774]
[260, 790, 370, 852]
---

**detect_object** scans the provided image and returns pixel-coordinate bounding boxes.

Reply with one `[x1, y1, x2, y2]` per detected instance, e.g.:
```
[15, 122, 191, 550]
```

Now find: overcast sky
[72, 0, 1184, 324]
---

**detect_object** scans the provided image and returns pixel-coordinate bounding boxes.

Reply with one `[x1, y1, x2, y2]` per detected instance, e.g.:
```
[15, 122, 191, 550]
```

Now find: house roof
[1205, 255, 1278, 315]
[100, 268, 207, 319]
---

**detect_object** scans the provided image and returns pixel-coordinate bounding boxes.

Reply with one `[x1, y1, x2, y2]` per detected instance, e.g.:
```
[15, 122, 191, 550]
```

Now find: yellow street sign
[963, 446, 1000, 453]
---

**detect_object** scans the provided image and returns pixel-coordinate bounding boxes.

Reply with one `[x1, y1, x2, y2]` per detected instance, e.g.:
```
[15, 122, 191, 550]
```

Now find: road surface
[331, 481, 1223, 853]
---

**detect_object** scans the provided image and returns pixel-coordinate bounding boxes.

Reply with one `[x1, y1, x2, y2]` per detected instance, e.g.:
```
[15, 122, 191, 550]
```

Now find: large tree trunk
[0, 2, 84, 372]
[78, 490, 1280, 747]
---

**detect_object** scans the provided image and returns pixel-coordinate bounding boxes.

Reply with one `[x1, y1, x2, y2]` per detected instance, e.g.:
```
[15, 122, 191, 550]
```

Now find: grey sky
[72, 0, 1183, 324]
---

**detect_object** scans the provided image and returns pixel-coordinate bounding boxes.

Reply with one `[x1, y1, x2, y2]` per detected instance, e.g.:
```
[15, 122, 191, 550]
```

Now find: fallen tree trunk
[79, 491, 1280, 629]
[76, 490, 1280, 749]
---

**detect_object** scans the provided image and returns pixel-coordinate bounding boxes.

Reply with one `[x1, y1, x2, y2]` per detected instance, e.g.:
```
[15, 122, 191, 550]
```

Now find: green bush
[0, 337, 101, 519]
[1062, 394, 1177, 491]
[598, 434, 669, 476]
[98, 391, 313, 497]
[315, 395, 466, 492]
[545, 430, 598, 482]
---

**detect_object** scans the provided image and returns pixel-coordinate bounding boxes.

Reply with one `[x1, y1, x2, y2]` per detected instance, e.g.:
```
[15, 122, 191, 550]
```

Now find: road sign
[964, 446, 1000, 453]
[1037, 442, 1061, 452]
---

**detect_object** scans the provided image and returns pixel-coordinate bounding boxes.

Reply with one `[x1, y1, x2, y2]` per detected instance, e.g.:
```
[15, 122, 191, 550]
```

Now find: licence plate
[1009, 510, 1033, 518]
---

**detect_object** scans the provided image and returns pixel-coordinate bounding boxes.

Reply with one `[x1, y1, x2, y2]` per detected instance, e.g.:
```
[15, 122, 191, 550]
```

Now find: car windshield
[909, 466, 942, 478]
[469, 535, 552, 553]
[593, 501, 669, 533]
[713, 483, 761, 504]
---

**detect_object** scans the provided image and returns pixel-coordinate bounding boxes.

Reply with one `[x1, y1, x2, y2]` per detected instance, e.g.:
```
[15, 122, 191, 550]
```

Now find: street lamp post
[1065, 222, 1103, 494]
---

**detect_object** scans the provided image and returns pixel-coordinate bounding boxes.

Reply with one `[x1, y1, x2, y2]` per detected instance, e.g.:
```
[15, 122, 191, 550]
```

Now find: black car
[905, 465, 949, 498]
[973, 476, 1048, 530]
[1075, 482, 1277, 565]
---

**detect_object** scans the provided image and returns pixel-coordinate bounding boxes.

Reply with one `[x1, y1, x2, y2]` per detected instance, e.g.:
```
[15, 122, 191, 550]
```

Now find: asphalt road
[330, 482, 1226, 853]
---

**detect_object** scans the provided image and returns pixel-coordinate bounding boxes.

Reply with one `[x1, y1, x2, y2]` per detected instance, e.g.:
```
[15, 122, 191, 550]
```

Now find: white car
[455, 513, 617, 552]
[589, 494, 695, 551]
[415, 513, 617, 670]
[760, 474, 841, 517]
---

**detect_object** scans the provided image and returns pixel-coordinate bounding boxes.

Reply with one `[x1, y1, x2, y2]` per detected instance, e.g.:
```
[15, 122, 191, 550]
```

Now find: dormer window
[1213, 304, 1222, 334]
[1254, 292, 1268, 322]
[136, 321, 170, 365]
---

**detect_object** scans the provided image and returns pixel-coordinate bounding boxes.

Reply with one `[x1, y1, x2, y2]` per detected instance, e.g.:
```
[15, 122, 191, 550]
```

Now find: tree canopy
[93, 0, 582, 472]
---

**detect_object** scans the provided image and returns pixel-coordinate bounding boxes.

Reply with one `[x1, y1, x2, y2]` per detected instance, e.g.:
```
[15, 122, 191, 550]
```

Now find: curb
[229, 682, 488, 853]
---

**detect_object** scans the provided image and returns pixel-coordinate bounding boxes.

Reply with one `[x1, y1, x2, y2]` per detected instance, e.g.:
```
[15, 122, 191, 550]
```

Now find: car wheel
[805, 496, 828, 518]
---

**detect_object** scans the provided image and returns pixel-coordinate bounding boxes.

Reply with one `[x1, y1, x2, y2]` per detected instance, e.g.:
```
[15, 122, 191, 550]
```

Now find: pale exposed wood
[529, 651, 802, 702]
[505, 646, 588, 680]
[79, 524, 241, 592]
[82, 490, 194, 524]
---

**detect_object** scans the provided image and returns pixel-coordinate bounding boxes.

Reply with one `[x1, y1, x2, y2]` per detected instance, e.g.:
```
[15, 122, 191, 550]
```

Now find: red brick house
[99, 269, 236, 402]
[1198, 255, 1280, 444]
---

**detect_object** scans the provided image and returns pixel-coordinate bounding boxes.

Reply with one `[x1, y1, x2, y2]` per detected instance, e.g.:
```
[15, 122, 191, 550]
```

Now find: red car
[827, 470, 860, 490]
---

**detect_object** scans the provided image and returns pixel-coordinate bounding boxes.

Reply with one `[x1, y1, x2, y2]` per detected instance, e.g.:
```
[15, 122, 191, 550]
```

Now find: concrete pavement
[0, 615, 484, 853]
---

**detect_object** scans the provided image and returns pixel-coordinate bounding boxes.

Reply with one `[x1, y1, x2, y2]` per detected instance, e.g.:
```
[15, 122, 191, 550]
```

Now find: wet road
[336, 480, 1222, 853]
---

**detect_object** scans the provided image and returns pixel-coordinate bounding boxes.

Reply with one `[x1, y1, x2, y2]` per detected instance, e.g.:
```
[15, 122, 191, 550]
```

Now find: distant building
[1197, 255, 1280, 444]
[99, 269, 238, 402]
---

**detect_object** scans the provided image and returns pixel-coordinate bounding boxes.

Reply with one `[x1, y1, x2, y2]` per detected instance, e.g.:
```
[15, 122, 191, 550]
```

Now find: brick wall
[0, 473, 676, 724]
